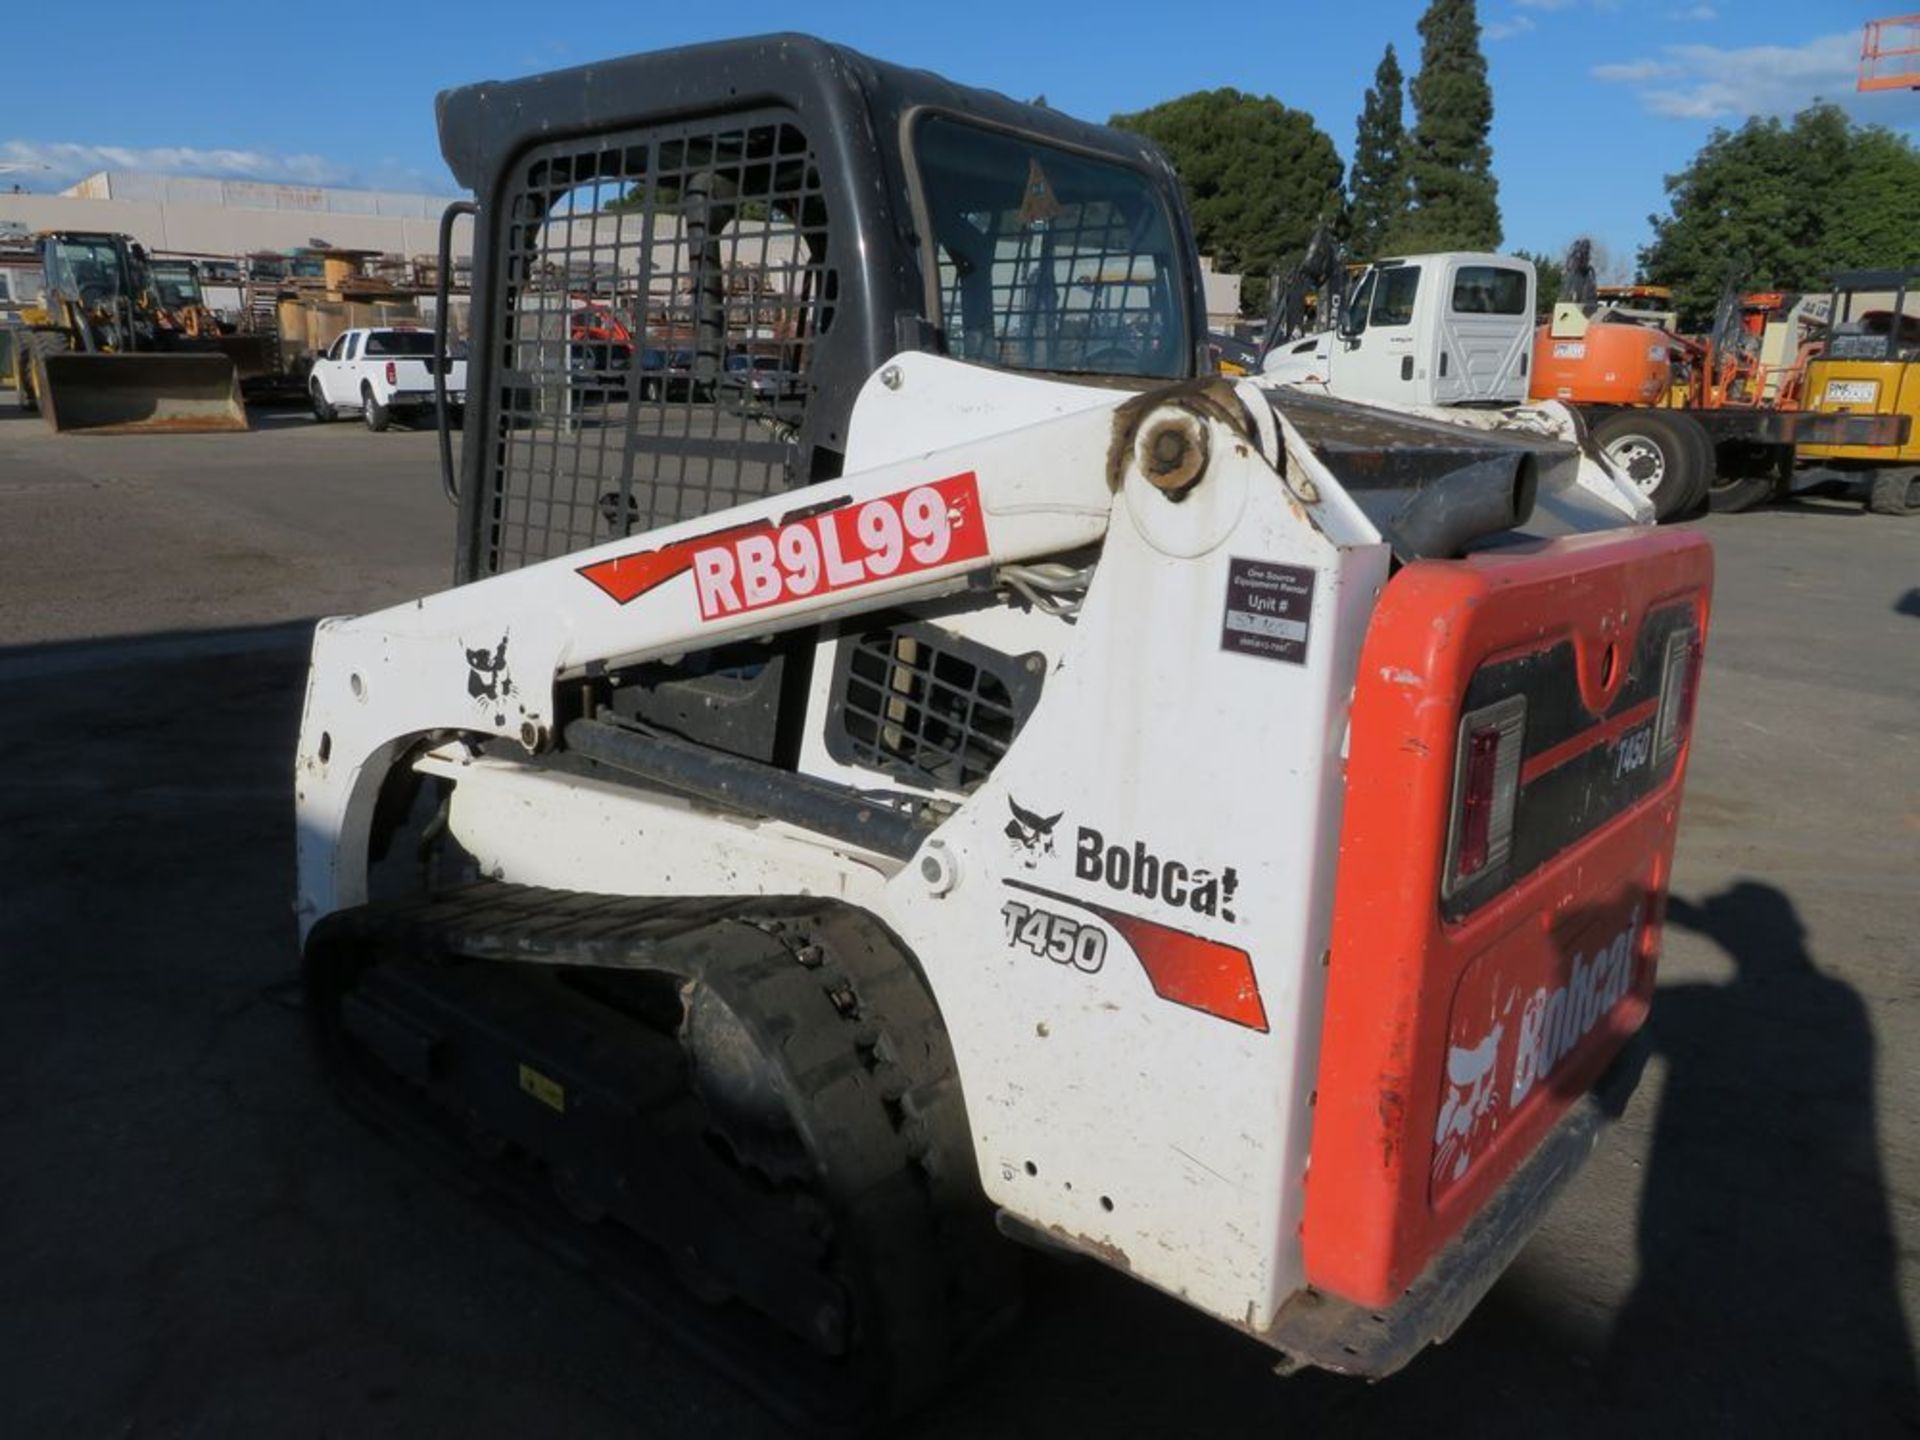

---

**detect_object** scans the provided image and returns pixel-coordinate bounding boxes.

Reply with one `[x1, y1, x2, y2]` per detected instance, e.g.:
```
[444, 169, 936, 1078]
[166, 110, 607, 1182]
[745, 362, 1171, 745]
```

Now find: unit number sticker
[1001, 897, 1108, 974]
[1221, 558, 1315, 664]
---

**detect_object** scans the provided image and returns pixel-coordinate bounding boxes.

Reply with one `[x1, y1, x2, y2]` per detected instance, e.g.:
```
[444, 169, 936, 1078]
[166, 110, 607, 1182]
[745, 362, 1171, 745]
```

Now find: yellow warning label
[518, 1063, 565, 1113]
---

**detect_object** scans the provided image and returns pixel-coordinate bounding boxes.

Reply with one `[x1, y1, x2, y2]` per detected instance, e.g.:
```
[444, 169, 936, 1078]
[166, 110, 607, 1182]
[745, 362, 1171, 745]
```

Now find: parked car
[720, 350, 803, 403]
[635, 346, 706, 401]
[309, 327, 467, 431]
[569, 305, 633, 402]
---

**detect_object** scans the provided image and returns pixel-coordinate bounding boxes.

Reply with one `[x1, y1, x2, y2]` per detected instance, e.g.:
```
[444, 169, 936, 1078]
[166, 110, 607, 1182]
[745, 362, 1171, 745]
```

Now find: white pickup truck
[308, 327, 466, 431]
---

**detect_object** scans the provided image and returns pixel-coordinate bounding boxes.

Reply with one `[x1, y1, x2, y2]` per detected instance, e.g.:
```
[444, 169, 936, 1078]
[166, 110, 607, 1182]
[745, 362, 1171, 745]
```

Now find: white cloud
[1592, 59, 1680, 82]
[1667, 3, 1717, 19]
[1487, 14, 1538, 40]
[1589, 31, 1893, 120]
[1509, 0, 1620, 18]
[0, 139, 355, 190]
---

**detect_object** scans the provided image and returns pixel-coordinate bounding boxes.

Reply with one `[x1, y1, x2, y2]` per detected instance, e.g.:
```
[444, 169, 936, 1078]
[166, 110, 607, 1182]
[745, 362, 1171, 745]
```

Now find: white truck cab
[1262, 253, 1535, 408]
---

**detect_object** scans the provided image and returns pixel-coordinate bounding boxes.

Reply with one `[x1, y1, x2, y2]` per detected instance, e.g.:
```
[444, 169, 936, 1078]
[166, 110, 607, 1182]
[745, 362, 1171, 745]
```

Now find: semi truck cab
[1262, 253, 1536, 408]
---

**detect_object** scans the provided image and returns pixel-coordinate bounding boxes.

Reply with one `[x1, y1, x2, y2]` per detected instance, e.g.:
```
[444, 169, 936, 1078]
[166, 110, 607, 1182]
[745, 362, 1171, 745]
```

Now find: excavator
[1797, 267, 1920, 516]
[14, 230, 247, 433]
[296, 36, 1713, 1429]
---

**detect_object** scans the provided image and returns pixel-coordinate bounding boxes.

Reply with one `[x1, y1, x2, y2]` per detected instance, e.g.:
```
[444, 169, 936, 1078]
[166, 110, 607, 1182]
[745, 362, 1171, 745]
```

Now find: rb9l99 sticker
[576, 471, 988, 617]
[694, 472, 987, 620]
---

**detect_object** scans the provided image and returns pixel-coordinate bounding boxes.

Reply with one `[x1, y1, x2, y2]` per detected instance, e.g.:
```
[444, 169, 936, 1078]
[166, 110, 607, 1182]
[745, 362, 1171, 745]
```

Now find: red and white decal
[577, 472, 989, 617]
[1003, 879, 1268, 1032]
[1432, 905, 1645, 1198]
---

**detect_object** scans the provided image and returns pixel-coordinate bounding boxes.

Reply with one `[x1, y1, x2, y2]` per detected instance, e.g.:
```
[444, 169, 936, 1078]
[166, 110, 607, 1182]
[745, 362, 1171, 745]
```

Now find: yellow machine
[14, 231, 247, 434]
[1798, 268, 1920, 515]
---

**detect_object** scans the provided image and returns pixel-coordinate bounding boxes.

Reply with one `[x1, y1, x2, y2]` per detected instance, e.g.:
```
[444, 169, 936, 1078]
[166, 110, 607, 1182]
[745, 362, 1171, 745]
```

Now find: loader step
[304, 881, 1018, 1433]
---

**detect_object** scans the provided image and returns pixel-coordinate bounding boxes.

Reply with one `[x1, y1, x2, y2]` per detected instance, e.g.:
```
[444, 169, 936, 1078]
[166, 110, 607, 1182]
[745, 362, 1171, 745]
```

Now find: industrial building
[0, 172, 471, 266]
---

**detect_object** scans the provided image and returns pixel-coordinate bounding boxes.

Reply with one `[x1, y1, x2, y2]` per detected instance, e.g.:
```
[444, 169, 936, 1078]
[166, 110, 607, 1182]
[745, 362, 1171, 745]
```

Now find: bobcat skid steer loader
[294, 35, 1712, 1430]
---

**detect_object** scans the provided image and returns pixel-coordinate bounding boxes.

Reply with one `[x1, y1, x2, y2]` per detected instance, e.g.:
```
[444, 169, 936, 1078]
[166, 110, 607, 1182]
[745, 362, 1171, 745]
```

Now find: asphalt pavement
[0, 402, 1914, 1438]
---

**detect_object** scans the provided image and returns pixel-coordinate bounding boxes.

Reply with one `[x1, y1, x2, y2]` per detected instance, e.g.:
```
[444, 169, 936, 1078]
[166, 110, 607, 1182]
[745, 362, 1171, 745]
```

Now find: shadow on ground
[1603, 881, 1917, 1434]
[1, 626, 1913, 1438]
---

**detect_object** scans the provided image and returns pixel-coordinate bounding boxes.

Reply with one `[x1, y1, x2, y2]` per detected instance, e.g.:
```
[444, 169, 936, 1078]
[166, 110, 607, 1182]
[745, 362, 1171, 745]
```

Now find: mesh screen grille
[935, 211, 1170, 375]
[918, 115, 1186, 379]
[827, 622, 1043, 793]
[484, 110, 832, 573]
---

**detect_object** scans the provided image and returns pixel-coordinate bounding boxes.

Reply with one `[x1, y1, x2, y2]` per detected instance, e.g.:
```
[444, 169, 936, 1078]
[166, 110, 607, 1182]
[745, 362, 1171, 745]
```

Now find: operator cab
[148, 258, 205, 313]
[1822, 269, 1920, 361]
[41, 232, 141, 306]
[435, 35, 1205, 583]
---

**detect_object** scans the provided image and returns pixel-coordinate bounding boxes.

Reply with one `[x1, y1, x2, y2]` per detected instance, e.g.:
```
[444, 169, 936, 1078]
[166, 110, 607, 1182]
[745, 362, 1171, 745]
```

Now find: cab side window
[345, 333, 361, 361]
[1451, 265, 1528, 315]
[325, 335, 347, 362]
[1371, 266, 1422, 328]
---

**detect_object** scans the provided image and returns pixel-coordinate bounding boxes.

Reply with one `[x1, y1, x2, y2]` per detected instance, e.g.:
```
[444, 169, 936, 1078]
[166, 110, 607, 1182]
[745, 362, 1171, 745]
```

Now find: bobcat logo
[1004, 798, 1063, 869]
[465, 635, 511, 705]
[1433, 1023, 1504, 1187]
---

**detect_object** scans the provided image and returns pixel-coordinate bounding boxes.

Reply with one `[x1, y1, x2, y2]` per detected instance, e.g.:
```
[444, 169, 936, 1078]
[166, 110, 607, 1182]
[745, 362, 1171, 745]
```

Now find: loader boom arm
[296, 360, 1164, 934]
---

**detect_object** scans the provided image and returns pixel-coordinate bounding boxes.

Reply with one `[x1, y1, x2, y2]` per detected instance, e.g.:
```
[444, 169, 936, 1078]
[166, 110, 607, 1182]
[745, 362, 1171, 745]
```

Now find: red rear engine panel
[1305, 529, 1712, 1308]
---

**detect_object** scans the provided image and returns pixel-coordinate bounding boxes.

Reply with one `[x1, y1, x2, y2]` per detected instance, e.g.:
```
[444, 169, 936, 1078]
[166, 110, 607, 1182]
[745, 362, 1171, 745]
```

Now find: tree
[1400, 0, 1502, 251]
[1111, 89, 1344, 315]
[1348, 45, 1410, 260]
[1640, 104, 1917, 325]
[1822, 126, 1920, 274]
[1512, 249, 1564, 314]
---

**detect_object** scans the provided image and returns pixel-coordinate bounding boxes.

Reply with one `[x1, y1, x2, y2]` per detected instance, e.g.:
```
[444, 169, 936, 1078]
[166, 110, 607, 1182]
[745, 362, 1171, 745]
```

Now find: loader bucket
[35, 352, 248, 434]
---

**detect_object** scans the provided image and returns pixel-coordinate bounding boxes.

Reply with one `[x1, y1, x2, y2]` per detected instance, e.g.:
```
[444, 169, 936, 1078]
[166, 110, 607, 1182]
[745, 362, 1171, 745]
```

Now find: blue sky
[3, 2, 1913, 276]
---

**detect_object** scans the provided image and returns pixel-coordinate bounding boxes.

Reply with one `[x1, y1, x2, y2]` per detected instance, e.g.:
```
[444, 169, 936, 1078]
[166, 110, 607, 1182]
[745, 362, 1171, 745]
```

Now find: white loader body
[296, 353, 1649, 1338]
[294, 41, 1713, 1422]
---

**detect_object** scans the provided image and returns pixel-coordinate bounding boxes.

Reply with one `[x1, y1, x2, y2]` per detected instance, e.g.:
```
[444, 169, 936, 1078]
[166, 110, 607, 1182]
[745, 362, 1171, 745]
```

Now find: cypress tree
[1348, 45, 1410, 260]
[1402, 0, 1502, 251]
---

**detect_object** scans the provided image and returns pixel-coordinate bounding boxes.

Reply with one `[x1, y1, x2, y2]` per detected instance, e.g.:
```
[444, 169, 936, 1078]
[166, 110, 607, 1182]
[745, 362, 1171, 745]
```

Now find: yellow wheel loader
[14, 231, 247, 434]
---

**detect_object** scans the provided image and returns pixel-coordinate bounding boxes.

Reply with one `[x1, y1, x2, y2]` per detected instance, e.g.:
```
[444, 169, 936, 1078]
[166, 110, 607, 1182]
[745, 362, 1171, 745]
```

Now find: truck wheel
[1592, 410, 1702, 521]
[1677, 423, 1718, 514]
[361, 384, 390, 433]
[1707, 444, 1786, 515]
[309, 380, 335, 423]
[1868, 466, 1920, 516]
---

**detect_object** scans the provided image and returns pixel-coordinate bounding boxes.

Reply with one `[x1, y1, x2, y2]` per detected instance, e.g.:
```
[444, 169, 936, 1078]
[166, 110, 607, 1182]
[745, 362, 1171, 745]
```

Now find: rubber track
[306, 880, 1019, 1432]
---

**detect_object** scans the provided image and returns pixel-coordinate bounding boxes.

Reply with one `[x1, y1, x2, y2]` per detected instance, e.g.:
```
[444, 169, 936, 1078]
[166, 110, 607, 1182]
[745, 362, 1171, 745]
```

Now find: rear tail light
[1654, 628, 1702, 764]
[1444, 695, 1526, 897]
[385, 360, 397, 386]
